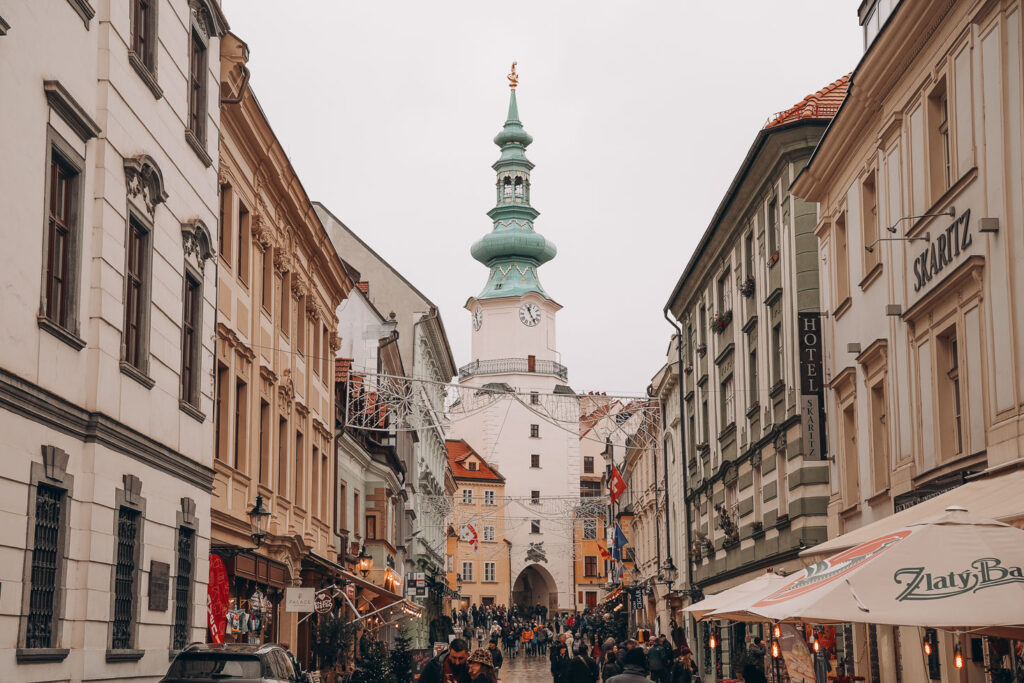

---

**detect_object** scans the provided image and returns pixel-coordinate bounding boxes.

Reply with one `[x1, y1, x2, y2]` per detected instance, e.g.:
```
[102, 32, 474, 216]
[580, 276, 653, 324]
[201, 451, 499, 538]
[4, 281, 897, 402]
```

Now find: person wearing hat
[468, 648, 498, 683]
[669, 647, 698, 683]
[487, 638, 503, 675]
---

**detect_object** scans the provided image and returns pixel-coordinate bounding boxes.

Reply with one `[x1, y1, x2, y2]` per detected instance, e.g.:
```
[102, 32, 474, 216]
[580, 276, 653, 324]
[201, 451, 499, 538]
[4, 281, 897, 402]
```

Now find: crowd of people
[419, 603, 771, 683]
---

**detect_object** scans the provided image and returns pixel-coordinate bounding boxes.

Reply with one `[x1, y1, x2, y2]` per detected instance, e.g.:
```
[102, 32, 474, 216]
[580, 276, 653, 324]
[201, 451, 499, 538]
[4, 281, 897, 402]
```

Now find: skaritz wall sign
[913, 208, 972, 292]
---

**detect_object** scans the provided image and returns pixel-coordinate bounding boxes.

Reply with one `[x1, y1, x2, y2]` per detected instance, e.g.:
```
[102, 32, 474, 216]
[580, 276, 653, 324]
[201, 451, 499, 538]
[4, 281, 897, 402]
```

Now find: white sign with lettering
[285, 587, 315, 612]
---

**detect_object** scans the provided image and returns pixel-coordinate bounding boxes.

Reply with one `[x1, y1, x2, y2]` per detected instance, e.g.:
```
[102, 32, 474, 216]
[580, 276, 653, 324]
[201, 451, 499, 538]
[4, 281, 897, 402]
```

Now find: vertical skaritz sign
[798, 313, 827, 460]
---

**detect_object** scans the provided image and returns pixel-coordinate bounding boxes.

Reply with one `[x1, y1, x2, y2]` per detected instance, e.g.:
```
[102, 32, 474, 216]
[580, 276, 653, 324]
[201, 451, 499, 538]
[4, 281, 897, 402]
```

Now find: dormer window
[467, 461, 478, 471]
[503, 176, 513, 199]
[514, 176, 524, 198]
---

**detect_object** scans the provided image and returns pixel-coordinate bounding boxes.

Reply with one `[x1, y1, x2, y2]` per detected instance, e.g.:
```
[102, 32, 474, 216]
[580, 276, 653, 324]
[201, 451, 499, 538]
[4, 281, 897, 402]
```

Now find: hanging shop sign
[346, 582, 356, 600]
[285, 587, 315, 612]
[913, 208, 972, 292]
[207, 554, 230, 644]
[314, 590, 334, 614]
[797, 312, 827, 460]
[631, 588, 644, 610]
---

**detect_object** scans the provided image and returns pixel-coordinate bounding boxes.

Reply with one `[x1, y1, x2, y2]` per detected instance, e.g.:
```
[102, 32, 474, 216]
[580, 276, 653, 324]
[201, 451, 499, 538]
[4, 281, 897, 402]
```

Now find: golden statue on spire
[507, 61, 518, 90]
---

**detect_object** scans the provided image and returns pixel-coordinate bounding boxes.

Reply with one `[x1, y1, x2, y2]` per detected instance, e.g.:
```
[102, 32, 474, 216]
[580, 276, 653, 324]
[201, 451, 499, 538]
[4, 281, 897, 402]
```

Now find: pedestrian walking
[568, 643, 600, 683]
[668, 647, 698, 683]
[420, 638, 471, 683]
[487, 638, 503, 676]
[551, 643, 571, 683]
[602, 650, 622, 681]
[468, 649, 498, 683]
[606, 647, 653, 683]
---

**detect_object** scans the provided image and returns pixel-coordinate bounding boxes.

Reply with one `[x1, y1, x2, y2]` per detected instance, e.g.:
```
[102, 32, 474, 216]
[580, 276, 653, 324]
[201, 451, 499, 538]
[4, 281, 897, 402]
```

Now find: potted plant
[739, 275, 755, 298]
[710, 310, 733, 334]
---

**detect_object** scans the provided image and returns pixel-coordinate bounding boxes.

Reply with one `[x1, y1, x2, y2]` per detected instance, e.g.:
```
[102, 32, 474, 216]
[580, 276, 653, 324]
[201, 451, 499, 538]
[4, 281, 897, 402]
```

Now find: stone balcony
[458, 357, 568, 382]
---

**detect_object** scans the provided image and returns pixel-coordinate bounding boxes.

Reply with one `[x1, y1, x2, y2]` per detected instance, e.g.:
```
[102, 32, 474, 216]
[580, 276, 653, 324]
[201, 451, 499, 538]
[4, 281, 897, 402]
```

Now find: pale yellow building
[446, 440, 512, 609]
[793, 1, 1024, 681]
[212, 31, 352, 666]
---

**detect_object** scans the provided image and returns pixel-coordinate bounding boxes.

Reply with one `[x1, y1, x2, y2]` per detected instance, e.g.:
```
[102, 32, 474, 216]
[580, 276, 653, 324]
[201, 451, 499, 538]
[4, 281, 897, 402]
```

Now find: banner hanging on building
[798, 312, 827, 460]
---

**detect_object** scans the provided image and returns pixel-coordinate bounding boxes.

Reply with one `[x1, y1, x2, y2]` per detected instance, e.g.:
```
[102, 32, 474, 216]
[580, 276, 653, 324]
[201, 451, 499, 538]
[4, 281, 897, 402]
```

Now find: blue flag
[613, 524, 629, 550]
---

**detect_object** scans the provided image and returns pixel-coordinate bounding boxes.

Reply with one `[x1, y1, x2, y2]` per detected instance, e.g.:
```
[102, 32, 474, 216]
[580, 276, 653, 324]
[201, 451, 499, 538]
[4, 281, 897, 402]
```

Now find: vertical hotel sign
[798, 313, 827, 460]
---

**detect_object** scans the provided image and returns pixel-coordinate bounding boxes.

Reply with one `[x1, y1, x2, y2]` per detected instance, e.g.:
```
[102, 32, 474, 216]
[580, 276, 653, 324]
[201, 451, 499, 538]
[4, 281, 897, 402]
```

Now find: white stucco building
[0, 1, 227, 680]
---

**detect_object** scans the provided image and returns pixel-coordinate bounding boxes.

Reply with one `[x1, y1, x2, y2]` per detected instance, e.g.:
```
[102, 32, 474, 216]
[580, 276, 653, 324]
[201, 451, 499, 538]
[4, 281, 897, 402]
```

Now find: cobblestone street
[498, 650, 551, 682]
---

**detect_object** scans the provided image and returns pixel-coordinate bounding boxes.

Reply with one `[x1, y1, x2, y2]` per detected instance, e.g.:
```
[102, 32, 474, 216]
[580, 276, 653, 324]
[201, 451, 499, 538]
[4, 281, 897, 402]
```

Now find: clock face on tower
[519, 302, 541, 327]
[472, 308, 483, 331]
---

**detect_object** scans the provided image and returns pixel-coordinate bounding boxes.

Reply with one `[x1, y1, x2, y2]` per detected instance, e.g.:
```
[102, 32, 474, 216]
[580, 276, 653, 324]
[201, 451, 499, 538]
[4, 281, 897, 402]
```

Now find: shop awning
[599, 586, 623, 605]
[340, 569, 404, 605]
[800, 468, 1024, 560]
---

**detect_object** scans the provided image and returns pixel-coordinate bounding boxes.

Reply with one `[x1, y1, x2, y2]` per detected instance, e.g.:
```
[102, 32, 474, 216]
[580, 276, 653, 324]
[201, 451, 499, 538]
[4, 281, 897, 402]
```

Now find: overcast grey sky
[223, 1, 863, 395]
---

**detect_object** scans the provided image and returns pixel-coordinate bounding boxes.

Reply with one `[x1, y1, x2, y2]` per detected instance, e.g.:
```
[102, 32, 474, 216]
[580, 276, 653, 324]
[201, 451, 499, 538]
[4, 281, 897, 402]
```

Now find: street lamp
[247, 494, 271, 548]
[357, 546, 373, 577]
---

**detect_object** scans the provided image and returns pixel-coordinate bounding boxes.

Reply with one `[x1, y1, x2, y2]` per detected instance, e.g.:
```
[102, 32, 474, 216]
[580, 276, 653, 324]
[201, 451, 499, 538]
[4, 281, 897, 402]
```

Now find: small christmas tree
[390, 628, 414, 683]
[354, 637, 393, 683]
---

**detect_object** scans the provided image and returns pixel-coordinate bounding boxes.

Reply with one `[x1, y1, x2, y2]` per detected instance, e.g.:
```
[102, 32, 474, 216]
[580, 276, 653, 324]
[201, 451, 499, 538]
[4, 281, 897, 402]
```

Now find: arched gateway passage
[512, 563, 559, 611]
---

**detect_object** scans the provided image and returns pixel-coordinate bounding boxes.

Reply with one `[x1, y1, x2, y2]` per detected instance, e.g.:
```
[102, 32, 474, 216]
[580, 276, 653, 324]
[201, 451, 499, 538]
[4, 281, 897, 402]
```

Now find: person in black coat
[420, 638, 471, 683]
[668, 647, 698, 683]
[602, 650, 623, 681]
[487, 639, 503, 675]
[551, 643, 571, 682]
[568, 644, 600, 683]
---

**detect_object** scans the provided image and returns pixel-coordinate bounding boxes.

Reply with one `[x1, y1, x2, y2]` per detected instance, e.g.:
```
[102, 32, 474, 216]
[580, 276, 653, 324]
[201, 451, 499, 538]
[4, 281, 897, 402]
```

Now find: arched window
[503, 176, 513, 199]
[514, 176, 524, 198]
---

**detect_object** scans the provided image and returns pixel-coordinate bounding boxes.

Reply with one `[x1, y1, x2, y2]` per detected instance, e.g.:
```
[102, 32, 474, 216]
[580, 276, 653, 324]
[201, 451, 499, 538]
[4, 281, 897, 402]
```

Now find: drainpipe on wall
[663, 309, 691, 628]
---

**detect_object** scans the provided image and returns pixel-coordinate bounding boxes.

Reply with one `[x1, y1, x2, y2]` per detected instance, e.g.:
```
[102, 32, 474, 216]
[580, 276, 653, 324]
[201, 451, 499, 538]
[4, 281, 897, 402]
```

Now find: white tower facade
[448, 83, 579, 612]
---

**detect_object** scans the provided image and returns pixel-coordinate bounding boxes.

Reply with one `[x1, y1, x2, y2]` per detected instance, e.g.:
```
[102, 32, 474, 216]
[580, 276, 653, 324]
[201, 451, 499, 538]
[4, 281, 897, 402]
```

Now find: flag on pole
[460, 524, 479, 551]
[598, 544, 612, 561]
[609, 465, 627, 504]
[613, 524, 630, 550]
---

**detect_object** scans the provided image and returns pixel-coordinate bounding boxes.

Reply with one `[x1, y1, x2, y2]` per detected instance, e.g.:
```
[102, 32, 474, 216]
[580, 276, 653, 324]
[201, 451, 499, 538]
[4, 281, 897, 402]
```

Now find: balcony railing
[459, 357, 568, 382]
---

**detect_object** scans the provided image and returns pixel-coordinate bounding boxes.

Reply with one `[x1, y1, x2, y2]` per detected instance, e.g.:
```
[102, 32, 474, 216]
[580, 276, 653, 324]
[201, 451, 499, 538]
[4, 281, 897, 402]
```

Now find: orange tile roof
[335, 357, 353, 383]
[446, 439, 504, 483]
[764, 74, 850, 129]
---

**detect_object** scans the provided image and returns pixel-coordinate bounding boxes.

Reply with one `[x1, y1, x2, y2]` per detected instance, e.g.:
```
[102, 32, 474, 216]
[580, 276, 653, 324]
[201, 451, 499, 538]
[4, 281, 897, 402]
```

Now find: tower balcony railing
[459, 357, 568, 382]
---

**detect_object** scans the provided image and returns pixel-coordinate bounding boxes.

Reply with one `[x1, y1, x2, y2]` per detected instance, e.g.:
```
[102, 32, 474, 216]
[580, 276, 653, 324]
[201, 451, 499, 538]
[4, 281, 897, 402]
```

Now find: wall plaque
[149, 560, 170, 611]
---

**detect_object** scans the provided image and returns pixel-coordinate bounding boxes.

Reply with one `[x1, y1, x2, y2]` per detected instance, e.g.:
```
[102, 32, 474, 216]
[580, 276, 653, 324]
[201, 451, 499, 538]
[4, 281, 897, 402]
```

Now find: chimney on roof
[357, 281, 369, 295]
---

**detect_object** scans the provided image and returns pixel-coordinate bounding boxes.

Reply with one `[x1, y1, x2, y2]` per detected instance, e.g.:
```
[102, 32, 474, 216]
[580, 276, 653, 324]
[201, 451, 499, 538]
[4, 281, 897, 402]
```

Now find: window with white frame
[483, 490, 495, 506]
[722, 375, 735, 427]
[461, 561, 473, 582]
[484, 562, 496, 582]
[461, 489, 473, 504]
[483, 526, 495, 542]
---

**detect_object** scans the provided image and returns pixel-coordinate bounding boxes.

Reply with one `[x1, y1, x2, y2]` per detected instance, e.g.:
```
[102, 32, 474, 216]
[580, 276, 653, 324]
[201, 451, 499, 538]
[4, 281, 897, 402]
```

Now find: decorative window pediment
[188, 0, 228, 39]
[124, 155, 168, 217]
[180, 219, 215, 269]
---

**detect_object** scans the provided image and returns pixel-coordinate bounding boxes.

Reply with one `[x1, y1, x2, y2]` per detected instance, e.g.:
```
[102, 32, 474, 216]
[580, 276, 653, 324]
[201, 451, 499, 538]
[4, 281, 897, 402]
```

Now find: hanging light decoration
[923, 635, 933, 656]
[771, 639, 781, 659]
[813, 637, 821, 653]
[773, 623, 782, 639]
[954, 641, 964, 669]
[709, 630, 718, 650]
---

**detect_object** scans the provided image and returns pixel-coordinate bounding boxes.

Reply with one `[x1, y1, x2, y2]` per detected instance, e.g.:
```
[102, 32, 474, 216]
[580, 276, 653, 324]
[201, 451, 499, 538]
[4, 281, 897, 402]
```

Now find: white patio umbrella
[728, 506, 1024, 631]
[682, 571, 790, 621]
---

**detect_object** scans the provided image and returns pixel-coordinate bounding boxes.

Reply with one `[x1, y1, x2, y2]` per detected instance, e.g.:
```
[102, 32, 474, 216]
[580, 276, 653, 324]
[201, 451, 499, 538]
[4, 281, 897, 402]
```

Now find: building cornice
[0, 367, 215, 490]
